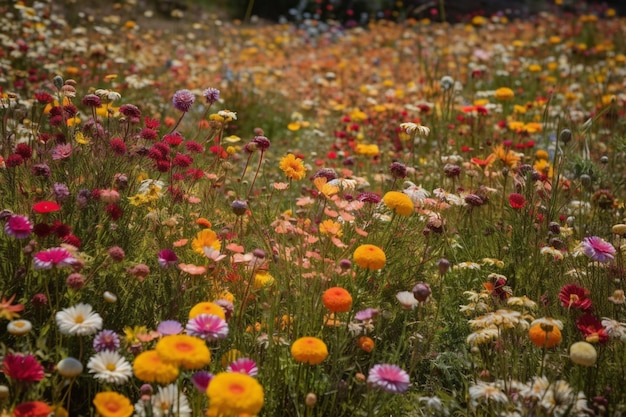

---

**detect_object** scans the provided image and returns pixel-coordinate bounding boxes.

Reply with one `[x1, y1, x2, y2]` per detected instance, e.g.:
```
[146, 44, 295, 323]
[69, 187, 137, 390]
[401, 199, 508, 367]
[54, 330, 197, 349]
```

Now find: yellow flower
[354, 143, 380, 157]
[319, 219, 342, 237]
[123, 325, 148, 345]
[189, 302, 226, 320]
[528, 64, 542, 72]
[254, 270, 275, 289]
[155, 334, 211, 370]
[191, 229, 221, 255]
[133, 350, 179, 384]
[353, 244, 386, 271]
[74, 131, 90, 145]
[279, 153, 307, 180]
[287, 122, 301, 131]
[291, 337, 329, 364]
[383, 191, 414, 216]
[207, 372, 264, 416]
[313, 177, 339, 199]
[491, 145, 520, 168]
[494, 87, 515, 101]
[92, 391, 133, 417]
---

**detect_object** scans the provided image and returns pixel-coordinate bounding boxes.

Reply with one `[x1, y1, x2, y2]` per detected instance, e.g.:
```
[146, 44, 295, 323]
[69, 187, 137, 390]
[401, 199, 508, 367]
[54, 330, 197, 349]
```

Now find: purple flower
[119, 104, 141, 120]
[202, 87, 220, 105]
[81, 94, 102, 108]
[53, 182, 70, 204]
[51, 143, 72, 160]
[227, 357, 258, 377]
[172, 89, 195, 112]
[357, 192, 382, 204]
[157, 249, 178, 268]
[93, 330, 121, 352]
[191, 370, 214, 392]
[251, 135, 271, 151]
[4, 215, 32, 239]
[582, 236, 616, 262]
[33, 247, 77, 269]
[156, 320, 183, 336]
[186, 314, 228, 341]
[355, 308, 380, 321]
[367, 364, 410, 393]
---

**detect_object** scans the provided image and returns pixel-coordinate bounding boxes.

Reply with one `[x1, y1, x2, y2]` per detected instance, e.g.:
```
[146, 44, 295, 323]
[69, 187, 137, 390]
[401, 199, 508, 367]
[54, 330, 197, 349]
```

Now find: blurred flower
[191, 370, 214, 392]
[136, 384, 191, 417]
[570, 341, 597, 366]
[468, 382, 508, 407]
[367, 364, 410, 393]
[279, 153, 307, 180]
[355, 308, 379, 321]
[529, 320, 562, 348]
[508, 193, 527, 209]
[32, 201, 60, 214]
[227, 357, 259, 377]
[353, 244, 386, 270]
[156, 334, 211, 370]
[191, 229, 221, 255]
[56, 357, 83, 378]
[291, 337, 328, 365]
[157, 320, 183, 336]
[203, 87, 220, 105]
[133, 350, 179, 385]
[12, 401, 52, 417]
[581, 236, 615, 262]
[494, 87, 514, 100]
[55, 303, 102, 336]
[172, 89, 195, 112]
[0, 294, 24, 320]
[576, 313, 609, 343]
[322, 287, 352, 313]
[383, 191, 414, 216]
[87, 351, 133, 385]
[358, 336, 375, 353]
[207, 372, 264, 416]
[396, 291, 418, 310]
[2, 352, 44, 382]
[33, 247, 77, 269]
[7, 319, 32, 335]
[157, 249, 178, 268]
[4, 214, 32, 239]
[92, 392, 133, 417]
[186, 314, 229, 341]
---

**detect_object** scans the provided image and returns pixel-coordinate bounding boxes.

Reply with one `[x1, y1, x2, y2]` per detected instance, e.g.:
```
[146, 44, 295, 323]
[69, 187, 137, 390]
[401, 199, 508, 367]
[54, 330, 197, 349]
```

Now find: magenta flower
[185, 314, 228, 341]
[93, 329, 121, 352]
[582, 236, 615, 262]
[367, 364, 410, 393]
[157, 320, 183, 336]
[227, 357, 258, 377]
[33, 247, 77, 269]
[157, 249, 178, 268]
[172, 89, 195, 112]
[2, 352, 45, 383]
[191, 370, 214, 392]
[4, 214, 32, 239]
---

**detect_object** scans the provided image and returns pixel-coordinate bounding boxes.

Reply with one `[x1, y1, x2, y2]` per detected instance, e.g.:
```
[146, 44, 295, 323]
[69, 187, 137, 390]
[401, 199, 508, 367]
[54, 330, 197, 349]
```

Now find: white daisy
[55, 303, 103, 336]
[469, 381, 509, 407]
[134, 384, 191, 417]
[87, 351, 132, 385]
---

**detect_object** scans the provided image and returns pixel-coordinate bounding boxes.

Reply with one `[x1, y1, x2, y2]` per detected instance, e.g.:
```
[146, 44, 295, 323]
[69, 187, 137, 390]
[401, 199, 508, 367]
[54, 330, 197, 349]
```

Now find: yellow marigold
[132, 350, 179, 384]
[189, 302, 226, 320]
[155, 335, 211, 370]
[207, 372, 264, 416]
[528, 323, 562, 348]
[279, 153, 307, 180]
[92, 392, 133, 417]
[494, 87, 515, 101]
[382, 191, 414, 216]
[322, 287, 353, 313]
[291, 337, 329, 365]
[353, 244, 386, 271]
[191, 229, 221, 255]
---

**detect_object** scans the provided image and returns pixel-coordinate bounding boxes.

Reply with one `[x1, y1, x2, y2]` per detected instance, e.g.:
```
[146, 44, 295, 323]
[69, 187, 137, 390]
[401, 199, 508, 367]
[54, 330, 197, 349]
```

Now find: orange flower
[529, 323, 562, 348]
[491, 145, 520, 169]
[0, 294, 24, 320]
[291, 337, 328, 365]
[358, 336, 375, 353]
[12, 401, 52, 417]
[196, 218, 212, 228]
[322, 287, 352, 313]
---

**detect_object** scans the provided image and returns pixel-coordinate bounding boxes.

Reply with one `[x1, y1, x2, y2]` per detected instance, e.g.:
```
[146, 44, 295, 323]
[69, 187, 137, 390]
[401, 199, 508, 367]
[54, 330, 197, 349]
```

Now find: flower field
[2, 1, 626, 416]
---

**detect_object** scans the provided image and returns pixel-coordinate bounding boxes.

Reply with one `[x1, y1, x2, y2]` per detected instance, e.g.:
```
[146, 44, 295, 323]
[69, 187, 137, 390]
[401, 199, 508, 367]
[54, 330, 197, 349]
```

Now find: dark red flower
[109, 138, 127, 155]
[163, 132, 184, 146]
[62, 234, 81, 248]
[119, 104, 141, 119]
[33, 222, 52, 237]
[34, 91, 54, 104]
[184, 141, 204, 153]
[52, 221, 71, 238]
[172, 153, 193, 168]
[156, 160, 171, 172]
[2, 352, 45, 382]
[15, 143, 33, 160]
[139, 128, 158, 141]
[6, 154, 24, 167]
[12, 401, 51, 417]
[509, 193, 527, 209]
[576, 313, 609, 344]
[559, 283, 593, 311]
[105, 204, 123, 221]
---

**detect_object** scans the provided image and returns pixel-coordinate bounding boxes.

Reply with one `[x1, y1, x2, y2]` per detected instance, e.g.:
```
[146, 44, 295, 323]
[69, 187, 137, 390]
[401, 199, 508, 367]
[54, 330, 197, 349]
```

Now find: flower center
[106, 364, 116, 371]
[105, 401, 120, 412]
[74, 315, 84, 324]
[228, 383, 245, 395]
[175, 342, 193, 352]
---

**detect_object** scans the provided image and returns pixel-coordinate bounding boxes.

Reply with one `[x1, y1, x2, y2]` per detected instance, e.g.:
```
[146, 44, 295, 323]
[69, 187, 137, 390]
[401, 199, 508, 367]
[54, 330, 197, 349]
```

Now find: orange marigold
[322, 287, 353, 313]
[358, 336, 375, 353]
[528, 323, 562, 348]
[291, 337, 328, 365]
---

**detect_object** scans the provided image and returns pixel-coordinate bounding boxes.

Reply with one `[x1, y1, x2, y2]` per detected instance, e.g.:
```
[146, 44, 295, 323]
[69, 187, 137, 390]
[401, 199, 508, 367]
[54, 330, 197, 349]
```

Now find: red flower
[576, 313, 609, 344]
[508, 193, 527, 209]
[105, 204, 123, 221]
[12, 401, 51, 417]
[2, 352, 45, 383]
[559, 284, 593, 311]
[32, 201, 60, 214]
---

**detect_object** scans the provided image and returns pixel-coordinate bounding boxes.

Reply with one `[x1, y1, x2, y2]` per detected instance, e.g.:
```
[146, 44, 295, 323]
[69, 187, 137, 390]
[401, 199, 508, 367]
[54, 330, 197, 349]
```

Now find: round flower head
[279, 153, 307, 180]
[367, 364, 410, 393]
[32, 201, 61, 214]
[581, 236, 615, 262]
[133, 350, 179, 385]
[4, 214, 32, 239]
[207, 372, 264, 416]
[226, 357, 258, 377]
[2, 352, 44, 383]
[189, 301, 226, 320]
[12, 401, 52, 417]
[7, 319, 32, 336]
[494, 87, 515, 101]
[186, 314, 229, 341]
[87, 351, 133, 385]
[322, 287, 353, 313]
[157, 319, 183, 335]
[570, 341, 597, 366]
[55, 303, 103, 336]
[528, 322, 562, 348]
[291, 337, 328, 365]
[93, 391, 133, 417]
[353, 244, 386, 270]
[383, 191, 414, 216]
[172, 89, 195, 112]
[57, 357, 83, 378]
[191, 370, 214, 392]
[156, 334, 211, 370]
[203, 87, 220, 105]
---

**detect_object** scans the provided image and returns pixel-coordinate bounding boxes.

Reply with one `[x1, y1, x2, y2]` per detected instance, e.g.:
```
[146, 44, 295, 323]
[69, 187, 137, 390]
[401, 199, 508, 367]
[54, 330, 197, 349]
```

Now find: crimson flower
[3, 352, 45, 383]
[32, 201, 61, 214]
[508, 193, 527, 209]
[558, 283, 593, 311]
[576, 313, 609, 344]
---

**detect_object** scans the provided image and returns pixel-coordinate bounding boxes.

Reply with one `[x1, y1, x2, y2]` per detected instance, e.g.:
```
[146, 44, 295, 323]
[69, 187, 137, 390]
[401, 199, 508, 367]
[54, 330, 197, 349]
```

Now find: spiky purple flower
[93, 330, 121, 352]
[172, 89, 195, 112]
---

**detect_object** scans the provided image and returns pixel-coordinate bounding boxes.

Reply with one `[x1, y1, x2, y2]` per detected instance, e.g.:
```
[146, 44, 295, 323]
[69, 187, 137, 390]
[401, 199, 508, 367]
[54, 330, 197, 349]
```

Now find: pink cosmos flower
[4, 215, 32, 239]
[355, 308, 380, 321]
[367, 364, 410, 393]
[157, 320, 183, 336]
[582, 236, 615, 262]
[226, 358, 258, 377]
[33, 247, 77, 269]
[185, 314, 228, 341]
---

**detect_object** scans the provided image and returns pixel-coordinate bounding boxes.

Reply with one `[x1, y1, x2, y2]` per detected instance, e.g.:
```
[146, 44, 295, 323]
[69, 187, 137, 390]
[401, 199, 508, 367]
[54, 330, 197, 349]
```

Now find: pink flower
[4, 214, 32, 239]
[582, 236, 615, 262]
[51, 143, 72, 160]
[508, 193, 527, 209]
[157, 249, 178, 268]
[172, 89, 195, 112]
[186, 314, 228, 341]
[2, 352, 45, 383]
[367, 364, 410, 393]
[33, 247, 77, 269]
[559, 284, 593, 311]
[227, 357, 258, 377]
[191, 370, 214, 392]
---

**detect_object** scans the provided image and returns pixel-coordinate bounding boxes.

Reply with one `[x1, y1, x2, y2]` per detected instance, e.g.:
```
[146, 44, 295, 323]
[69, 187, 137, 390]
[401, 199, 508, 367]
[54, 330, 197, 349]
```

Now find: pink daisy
[226, 358, 258, 377]
[185, 314, 228, 341]
[4, 215, 32, 239]
[582, 236, 615, 262]
[367, 364, 410, 393]
[33, 247, 77, 269]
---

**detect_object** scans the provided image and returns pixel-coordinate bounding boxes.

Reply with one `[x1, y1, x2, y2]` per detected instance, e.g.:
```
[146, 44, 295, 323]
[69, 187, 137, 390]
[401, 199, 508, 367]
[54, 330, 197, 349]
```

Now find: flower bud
[57, 357, 83, 378]
[412, 282, 432, 302]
